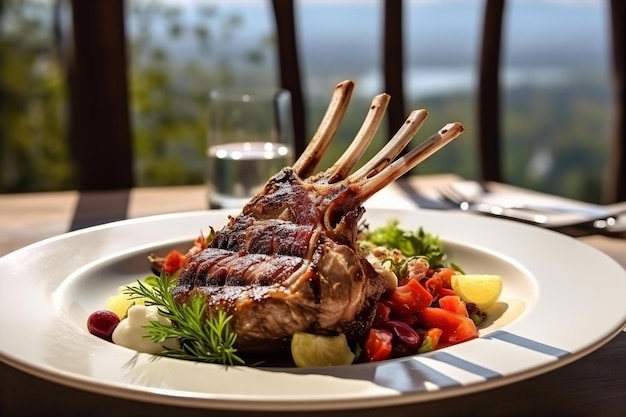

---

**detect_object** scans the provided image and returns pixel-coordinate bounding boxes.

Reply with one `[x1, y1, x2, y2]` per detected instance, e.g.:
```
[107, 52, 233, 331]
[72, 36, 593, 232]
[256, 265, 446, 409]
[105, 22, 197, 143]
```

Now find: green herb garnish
[124, 274, 244, 366]
[361, 219, 448, 268]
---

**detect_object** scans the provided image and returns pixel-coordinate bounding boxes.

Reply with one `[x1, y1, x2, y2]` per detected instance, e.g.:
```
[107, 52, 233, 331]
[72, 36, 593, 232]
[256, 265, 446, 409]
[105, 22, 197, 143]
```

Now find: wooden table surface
[1, 175, 624, 417]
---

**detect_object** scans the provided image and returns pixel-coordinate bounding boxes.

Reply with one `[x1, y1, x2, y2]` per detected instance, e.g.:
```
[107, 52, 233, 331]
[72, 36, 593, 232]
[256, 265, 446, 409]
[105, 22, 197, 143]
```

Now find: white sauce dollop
[112, 304, 180, 354]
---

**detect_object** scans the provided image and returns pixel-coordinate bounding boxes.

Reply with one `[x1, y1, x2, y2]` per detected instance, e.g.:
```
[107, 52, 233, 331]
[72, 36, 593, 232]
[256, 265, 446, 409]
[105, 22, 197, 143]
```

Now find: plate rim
[1, 208, 625, 411]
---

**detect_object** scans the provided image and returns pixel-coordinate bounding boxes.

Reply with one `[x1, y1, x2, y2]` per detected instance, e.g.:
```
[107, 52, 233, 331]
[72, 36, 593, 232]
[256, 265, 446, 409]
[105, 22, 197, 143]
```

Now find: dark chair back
[66, 0, 133, 191]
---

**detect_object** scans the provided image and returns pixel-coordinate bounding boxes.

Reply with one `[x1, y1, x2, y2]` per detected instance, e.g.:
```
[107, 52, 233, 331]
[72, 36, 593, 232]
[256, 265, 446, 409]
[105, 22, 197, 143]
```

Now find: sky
[202, 0, 610, 65]
[131, 0, 611, 98]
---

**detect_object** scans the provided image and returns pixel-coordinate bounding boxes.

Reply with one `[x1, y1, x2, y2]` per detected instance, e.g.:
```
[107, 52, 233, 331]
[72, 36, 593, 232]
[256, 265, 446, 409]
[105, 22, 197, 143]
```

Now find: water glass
[206, 88, 295, 209]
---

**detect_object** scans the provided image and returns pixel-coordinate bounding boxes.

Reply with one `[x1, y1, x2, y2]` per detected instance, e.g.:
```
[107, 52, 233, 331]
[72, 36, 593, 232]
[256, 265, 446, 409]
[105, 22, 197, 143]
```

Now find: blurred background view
[0, 0, 615, 203]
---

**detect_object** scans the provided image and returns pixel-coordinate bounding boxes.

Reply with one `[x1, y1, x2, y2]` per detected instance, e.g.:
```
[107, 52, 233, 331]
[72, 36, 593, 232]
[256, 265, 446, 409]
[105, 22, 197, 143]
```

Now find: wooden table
[1, 175, 624, 417]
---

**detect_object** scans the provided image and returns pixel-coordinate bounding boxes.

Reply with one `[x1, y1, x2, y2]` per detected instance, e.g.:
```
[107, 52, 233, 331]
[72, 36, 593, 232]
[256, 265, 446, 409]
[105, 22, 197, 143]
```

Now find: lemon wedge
[104, 282, 152, 319]
[104, 292, 140, 319]
[291, 332, 355, 368]
[451, 274, 503, 310]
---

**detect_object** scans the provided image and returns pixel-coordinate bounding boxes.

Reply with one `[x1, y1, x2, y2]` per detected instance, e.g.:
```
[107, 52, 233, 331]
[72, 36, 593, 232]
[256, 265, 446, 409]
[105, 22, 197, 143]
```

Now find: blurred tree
[0, 0, 614, 204]
[504, 76, 611, 202]
[126, 0, 276, 186]
[0, 0, 276, 191]
[0, 0, 70, 193]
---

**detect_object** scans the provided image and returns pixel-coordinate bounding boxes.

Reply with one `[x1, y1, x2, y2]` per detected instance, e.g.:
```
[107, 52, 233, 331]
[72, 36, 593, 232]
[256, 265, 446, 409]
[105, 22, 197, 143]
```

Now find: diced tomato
[424, 267, 457, 298]
[364, 328, 393, 362]
[386, 278, 433, 316]
[434, 267, 456, 288]
[438, 295, 469, 317]
[393, 312, 420, 328]
[439, 288, 456, 297]
[162, 250, 186, 275]
[193, 233, 209, 250]
[373, 301, 391, 327]
[424, 276, 455, 298]
[418, 307, 478, 345]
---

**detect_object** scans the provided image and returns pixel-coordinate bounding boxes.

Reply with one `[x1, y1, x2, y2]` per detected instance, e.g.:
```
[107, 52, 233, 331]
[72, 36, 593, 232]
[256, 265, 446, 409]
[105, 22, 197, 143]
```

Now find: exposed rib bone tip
[293, 82, 463, 199]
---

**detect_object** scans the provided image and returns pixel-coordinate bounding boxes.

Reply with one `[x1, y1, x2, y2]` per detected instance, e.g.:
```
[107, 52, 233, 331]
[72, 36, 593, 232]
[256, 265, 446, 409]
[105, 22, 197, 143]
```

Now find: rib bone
[349, 109, 428, 182]
[327, 93, 390, 183]
[357, 122, 464, 201]
[292, 80, 354, 177]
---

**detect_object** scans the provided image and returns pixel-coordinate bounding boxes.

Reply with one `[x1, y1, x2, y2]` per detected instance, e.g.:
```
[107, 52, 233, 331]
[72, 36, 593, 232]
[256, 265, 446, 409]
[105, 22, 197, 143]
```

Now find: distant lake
[321, 65, 574, 99]
[143, 0, 611, 98]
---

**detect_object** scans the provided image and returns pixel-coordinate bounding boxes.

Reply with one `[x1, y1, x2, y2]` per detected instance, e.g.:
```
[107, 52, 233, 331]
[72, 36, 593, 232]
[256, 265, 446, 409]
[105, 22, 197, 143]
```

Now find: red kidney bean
[382, 320, 421, 352]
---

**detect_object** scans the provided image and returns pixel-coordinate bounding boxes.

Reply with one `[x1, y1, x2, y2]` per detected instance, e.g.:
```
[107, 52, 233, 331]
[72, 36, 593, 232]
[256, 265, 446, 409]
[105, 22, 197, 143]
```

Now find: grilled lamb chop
[173, 80, 464, 353]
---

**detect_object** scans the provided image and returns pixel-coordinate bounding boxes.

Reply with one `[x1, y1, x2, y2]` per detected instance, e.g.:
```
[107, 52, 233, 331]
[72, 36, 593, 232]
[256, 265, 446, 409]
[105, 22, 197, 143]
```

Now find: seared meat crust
[174, 168, 386, 351]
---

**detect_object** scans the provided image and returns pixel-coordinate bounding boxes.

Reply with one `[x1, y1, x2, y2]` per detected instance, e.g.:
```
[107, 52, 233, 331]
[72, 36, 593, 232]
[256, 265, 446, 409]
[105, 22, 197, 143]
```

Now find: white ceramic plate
[1, 208, 625, 412]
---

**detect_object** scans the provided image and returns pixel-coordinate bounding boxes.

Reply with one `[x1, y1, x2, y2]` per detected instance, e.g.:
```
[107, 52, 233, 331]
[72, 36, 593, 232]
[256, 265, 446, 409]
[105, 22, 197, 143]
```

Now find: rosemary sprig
[123, 274, 244, 366]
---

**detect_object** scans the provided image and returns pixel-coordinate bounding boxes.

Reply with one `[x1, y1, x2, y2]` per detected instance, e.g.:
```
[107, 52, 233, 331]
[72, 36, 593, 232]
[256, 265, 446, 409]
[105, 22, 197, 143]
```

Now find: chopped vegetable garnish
[360, 219, 448, 268]
[88, 218, 501, 367]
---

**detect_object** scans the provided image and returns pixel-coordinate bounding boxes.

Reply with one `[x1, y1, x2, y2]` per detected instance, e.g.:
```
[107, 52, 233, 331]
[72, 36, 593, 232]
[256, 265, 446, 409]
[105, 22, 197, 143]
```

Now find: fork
[439, 183, 626, 216]
[438, 183, 567, 215]
[437, 182, 626, 232]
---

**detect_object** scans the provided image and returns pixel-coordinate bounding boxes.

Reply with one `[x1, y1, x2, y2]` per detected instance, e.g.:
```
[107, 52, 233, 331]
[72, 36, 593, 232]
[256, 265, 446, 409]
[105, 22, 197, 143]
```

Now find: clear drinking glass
[206, 88, 295, 209]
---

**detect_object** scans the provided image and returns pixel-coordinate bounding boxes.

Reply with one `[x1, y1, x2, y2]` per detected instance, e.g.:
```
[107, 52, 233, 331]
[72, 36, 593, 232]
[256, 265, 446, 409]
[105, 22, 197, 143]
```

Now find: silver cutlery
[436, 182, 626, 234]
[438, 183, 626, 217]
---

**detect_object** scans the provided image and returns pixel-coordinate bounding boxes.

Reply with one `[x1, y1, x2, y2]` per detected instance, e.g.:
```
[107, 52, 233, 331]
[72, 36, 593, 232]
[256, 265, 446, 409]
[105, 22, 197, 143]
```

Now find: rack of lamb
[173, 80, 464, 353]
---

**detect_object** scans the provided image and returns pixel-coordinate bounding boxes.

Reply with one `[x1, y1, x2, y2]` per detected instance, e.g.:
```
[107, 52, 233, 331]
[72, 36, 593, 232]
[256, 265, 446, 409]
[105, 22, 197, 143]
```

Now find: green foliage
[360, 219, 448, 268]
[0, 0, 71, 192]
[502, 77, 611, 202]
[126, 0, 274, 187]
[0, 1, 616, 204]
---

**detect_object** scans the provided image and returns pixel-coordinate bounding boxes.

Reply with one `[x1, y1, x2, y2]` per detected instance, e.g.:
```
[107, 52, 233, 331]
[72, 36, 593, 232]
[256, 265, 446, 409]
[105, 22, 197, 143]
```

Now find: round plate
[1, 208, 625, 411]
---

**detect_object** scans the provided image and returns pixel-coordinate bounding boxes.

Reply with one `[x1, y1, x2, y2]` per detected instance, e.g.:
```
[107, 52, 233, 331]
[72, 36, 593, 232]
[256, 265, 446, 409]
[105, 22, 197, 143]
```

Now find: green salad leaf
[361, 219, 448, 268]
